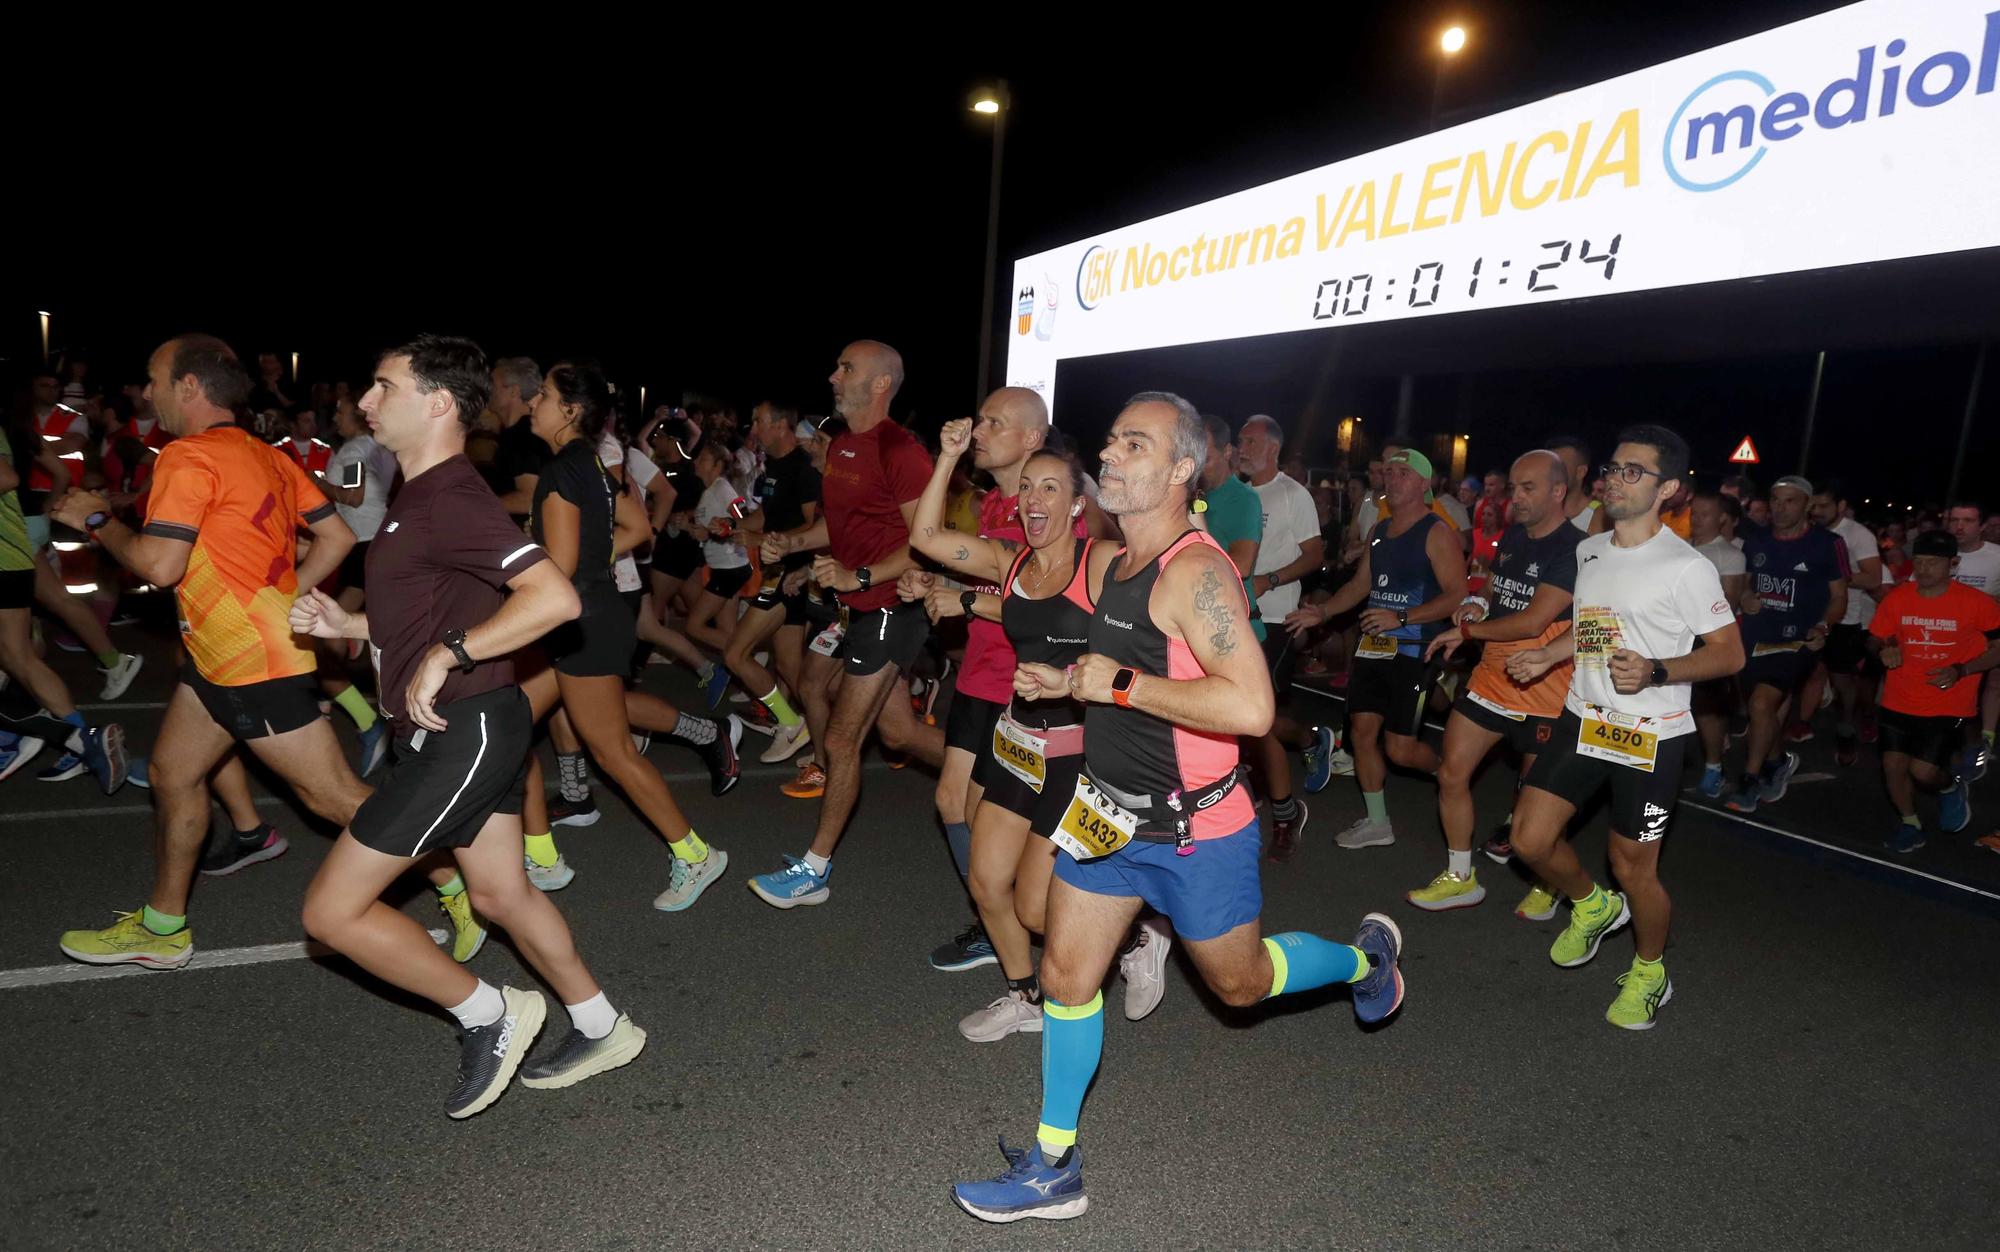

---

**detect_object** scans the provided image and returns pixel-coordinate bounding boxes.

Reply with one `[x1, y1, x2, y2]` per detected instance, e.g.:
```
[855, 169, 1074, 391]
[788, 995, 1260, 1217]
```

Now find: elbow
[1238, 688, 1276, 738]
[1719, 640, 1747, 676]
[550, 581, 582, 625]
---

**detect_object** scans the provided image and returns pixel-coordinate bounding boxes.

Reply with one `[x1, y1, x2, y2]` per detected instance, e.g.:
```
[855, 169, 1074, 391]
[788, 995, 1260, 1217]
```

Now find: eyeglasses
[1599, 461, 1664, 485]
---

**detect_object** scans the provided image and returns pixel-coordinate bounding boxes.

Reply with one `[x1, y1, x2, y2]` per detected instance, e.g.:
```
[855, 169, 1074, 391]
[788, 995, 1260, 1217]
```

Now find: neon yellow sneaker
[1515, 883, 1561, 922]
[1549, 890, 1629, 967]
[1406, 870, 1486, 911]
[1606, 959, 1673, 1030]
[59, 909, 193, 970]
[438, 889, 487, 964]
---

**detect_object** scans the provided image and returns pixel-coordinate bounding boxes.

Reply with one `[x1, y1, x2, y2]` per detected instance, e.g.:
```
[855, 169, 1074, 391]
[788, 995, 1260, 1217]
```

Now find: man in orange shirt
[1867, 529, 2000, 853]
[49, 335, 378, 970]
[1413, 450, 1585, 917]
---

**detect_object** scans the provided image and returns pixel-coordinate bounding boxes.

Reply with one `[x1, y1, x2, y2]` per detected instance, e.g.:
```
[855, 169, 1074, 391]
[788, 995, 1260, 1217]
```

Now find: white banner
[1006, 0, 2000, 417]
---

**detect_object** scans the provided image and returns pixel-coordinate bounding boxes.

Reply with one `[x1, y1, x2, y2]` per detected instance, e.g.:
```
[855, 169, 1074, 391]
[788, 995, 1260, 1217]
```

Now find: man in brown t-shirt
[290, 336, 646, 1120]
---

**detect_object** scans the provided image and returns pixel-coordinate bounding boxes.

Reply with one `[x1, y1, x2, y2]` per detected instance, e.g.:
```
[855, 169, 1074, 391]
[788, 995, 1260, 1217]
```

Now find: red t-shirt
[26, 405, 87, 492]
[958, 489, 1088, 704]
[821, 419, 932, 612]
[1868, 580, 2000, 718]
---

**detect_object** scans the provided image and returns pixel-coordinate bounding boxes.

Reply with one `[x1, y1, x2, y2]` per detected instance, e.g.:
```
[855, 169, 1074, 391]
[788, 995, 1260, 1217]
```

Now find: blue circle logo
[1663, 69, 1776, 193]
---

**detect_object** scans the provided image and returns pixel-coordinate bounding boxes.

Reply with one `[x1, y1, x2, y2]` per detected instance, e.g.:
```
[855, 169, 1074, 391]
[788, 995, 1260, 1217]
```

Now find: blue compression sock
[1262, 932, 1368, 997]
[1037, 992, 1104, 1161]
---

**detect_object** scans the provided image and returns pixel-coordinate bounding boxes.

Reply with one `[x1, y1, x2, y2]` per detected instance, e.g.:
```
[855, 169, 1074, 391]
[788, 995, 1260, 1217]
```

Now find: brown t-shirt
[365, 454, 549, 734]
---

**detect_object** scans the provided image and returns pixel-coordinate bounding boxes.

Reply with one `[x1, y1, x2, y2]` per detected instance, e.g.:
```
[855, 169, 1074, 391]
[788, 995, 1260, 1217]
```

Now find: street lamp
[972, 81, 1009, 408]
[1441, 25, 1467, 55]
[1400, 26, 1470, 442]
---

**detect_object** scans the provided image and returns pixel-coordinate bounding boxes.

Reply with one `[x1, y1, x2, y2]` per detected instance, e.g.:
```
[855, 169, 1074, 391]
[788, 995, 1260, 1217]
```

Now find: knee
[151, 755, 209, 797]
[1509, 822, 1558, 864]
[1037, 951, 1093, 1008]
[300, 889, 350, 945]
[1436, 757, 1473, 792]
[933, 779, 962, 820]
[1014, 893, 1047, 936]
[968, 865, 1014, 914]
[1384, 736, 1423, 768]
[1607, 842, 1655, 882]
[467, 881, 530, 928]
[1212, 971, 1266, 1010]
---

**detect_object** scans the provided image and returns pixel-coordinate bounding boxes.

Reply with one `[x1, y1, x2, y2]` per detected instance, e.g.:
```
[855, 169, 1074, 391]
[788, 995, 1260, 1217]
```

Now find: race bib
[992, 719, 1047, 794]
[808, 622, 845, 657]
[1751, 641, 1806, 658]
[1051, 773, 1140, 861]
[1576, 710, 1659, 772]
[1356, 633, 1400, 660]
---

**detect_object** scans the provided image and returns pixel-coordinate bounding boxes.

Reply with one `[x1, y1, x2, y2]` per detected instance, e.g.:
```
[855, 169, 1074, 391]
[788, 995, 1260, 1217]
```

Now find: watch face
[1112, 668, 1136, 693]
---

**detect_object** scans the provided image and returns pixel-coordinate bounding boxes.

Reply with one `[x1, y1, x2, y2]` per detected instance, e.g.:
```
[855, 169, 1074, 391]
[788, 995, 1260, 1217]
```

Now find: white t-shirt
[1696, 536, 1746, 581]
[595, 432, 645, 593]
[695, 477, 749, 570]
[1828, 516, 1878, 625]
[327, 434, 393, 542]
[1250, 472, 1319, 621]
[1954, 542, 2000, 597]
[1566, 527, 1734, 739]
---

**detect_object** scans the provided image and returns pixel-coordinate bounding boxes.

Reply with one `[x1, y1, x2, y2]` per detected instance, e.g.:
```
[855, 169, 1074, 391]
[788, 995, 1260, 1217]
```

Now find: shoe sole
[448, 991, 546, 1119]
[710, 718, 745, 797]
[953, 1192, 1088, 1224]
[58, 942, 194, 970]
[1336, 830, 1395, 849]
[520, 1023, 649, 1090]
[1407, 885, 1486, 912]
[96, 724, 128, 795]
[1552, 896, 1631, 968]
[958, 1015, 1044, 1043]
[749, 880, 829, 909]
[529, 866, 577, 892]
[553, 810, 602, 828]
[781, 784, 825, 799]
[1610, 979, 1674, 1031]
[759, 728, 811, 764]
[1515, 901, 1560, 922]
[201, 837, 291, 877]
[0, 738, 47, 782]
[1354, 912, 1405, 1022]
[38, 763, 84, 782]
[449, 927, 488, 964]
[654, 849, 730, 912]
[1481, 846, 1514, 865]
[932, 953, 1001, 973]
[1940, 790, 1972, 835]
[101, 656, 144, 701]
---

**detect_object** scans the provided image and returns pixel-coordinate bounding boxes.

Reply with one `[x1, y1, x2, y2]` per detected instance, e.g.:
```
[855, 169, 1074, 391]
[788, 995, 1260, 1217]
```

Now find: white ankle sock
[802, 851, 830, 877]
[1447, 849, 1472, 877]
[567, 992, 617, 1040]
[448, 981, 505, 1029]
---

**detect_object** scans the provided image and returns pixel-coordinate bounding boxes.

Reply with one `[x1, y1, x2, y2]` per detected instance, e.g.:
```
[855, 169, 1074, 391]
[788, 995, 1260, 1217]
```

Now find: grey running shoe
[959, 994, 1044, 1043]
[654, 846, 729, 912]
[1118, 917, 1172, 1021]
[446, 986, 545, 1119]
[519, 1013, 648, 1089]
[525, 854, 575, 892]
[1334, 816, 1394, 849]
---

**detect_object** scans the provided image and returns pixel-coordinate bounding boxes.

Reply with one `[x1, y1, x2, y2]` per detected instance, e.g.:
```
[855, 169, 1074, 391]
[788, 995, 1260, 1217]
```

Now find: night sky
[11, 0, 1995, 510]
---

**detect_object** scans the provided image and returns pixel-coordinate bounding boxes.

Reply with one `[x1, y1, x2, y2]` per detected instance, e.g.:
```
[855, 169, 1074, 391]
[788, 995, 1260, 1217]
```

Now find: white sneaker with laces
[525, 855, 576, 892]
[1329, 748, 1356, 776]
[958, 994, 1044, 1042]
[759, 720, 811, 764]
[99, 653, 144, 701]
[1119, 917, 1173, 1021]
[1334, 816, 1395, 849]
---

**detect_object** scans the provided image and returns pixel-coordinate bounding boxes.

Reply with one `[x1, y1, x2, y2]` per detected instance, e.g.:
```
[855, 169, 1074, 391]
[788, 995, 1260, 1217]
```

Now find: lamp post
[973, 82, 1008, 409]
[1397, 26, 1468, 443]
[38, 311, 51, 365]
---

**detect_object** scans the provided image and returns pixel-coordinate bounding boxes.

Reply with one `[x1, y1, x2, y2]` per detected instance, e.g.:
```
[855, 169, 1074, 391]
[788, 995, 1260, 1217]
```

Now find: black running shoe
[519, 1015, 648, 1090]
[446, 986, 545, 1120]
[696, 715, 742, 797]
[550, 792, 601, 827]
[200, 824, 290, 877]
[930, 921, 998, 972]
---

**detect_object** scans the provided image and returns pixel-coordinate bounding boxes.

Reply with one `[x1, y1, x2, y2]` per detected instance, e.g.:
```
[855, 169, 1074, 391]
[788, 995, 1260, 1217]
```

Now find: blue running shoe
[358, 721, 389, 777]
[1960, 740, 1989, 785]
[748, 856, 830, 909]
[1938, 778, 1972, 834]
[1722, 776, 1760, 814]
[1351, 912, 1405, 1024]
[1883, 822, 1926, 855]
[37, 749, 85, 783]
[1695, 763, 1725, 799]
[703, 663, 732, 710]
[79, 724, 128, 795]
[951, 1137, 1087, 1224]
[1302, 725, 1336, 795]
[1758, 751, 1799, 804]
[126, 757, 150, 789]
[0, 732, 45, 783]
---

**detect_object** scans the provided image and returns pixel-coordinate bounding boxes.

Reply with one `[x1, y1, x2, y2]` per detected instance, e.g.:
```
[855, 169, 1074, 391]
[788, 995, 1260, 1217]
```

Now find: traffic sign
[1728, 436, 1760, 465]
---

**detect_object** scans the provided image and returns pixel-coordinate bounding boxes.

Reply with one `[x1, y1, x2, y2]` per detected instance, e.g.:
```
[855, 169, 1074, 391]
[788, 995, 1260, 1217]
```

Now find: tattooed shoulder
[1193, 564, 1237, 657]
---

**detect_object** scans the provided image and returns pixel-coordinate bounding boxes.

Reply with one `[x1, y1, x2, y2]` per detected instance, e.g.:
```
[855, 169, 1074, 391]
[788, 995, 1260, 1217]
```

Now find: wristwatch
[442, 628, 476, 674]
[1649, 659, 1669, 688]
[1111, 667, 1139, 708]
[854, 566, 873, 591]
[1396, 609, 1409, 627]
[960, 590, 977, 617]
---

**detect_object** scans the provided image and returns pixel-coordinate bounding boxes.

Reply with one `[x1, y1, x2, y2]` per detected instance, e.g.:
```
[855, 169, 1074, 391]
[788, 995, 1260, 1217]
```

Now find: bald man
[1413, 451, 1584, 916]
[750, 341, 947, 908]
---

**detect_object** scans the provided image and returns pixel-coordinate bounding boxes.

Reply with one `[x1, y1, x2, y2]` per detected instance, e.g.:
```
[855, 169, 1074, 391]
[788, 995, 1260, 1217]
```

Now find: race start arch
[1003, 0, 2000, 419]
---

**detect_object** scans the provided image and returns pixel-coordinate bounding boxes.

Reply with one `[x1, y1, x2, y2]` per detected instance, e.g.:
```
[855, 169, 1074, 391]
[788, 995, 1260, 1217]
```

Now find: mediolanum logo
[1664, 8, 1999, 192]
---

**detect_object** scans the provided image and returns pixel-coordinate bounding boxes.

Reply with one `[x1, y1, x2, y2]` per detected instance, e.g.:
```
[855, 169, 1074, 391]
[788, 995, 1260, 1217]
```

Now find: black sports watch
[1649, 659, 1669, 688]
[854, 566, 873, 591]
[1396, 609, 1409, 627]
[442, 628, 476, 674]
[961, 590, 977, 617]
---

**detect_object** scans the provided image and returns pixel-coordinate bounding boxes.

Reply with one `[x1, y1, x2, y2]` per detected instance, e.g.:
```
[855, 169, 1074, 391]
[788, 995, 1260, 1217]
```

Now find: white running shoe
[1119, 917, 1173, 1021]
[959, 994, 1044, 1043]
[759, 720, 811, 764]
[1329, 748, 1356, 777]
[99, 653, 144, 701]
[526, 855, 576, 892]
[1334, 816, 1395, 849]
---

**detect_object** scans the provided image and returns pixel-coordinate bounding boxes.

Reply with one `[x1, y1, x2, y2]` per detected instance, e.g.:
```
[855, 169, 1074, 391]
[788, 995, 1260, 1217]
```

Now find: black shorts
[1742, 643, 1819, 694]
[844, 602, 930, 678]
[548, 591, 638, 678]
[703, 565, 752, 599]
[1261, 630, 1296, 706]
[1455, 691, 1560, 757]
[1347, 652, 1437, 740]
[751, 566, 814, 626]
[1823, 623, 1868, 675]
[338, 541, 370, 591]
[1876, 708, 1964, 772]
[946, 691, 1007, 756]
[1691, 677, 1738, 719]
[0, 568, 33, 610]
[651, 529, 704, 580]
[180, 661, 321, 741]
[976, 723, 1087, 835]
[1524, 708, 1688, 843]
[350, 687, 531, 857]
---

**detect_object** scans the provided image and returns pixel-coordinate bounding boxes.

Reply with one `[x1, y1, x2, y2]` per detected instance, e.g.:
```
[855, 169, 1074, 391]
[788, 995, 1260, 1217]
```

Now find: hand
[1426, 626, 1466, 663]
[759, 531, 793, 564]
[1879, 644, 1903, 670]
[1737, 589, 1763, 616]
[923, 585, 964, 623]
[1926, 663, 1963, 690]
[1014, 662, 1069, 701]
[1066, 653, 1124, 704]
[1283, 604, 1324, 639]
[405, 646, 454, 732]
[1804, 622, 1830, 652]
[810, 555, 859, 593]
[897, 569, 935, 603]
[780, 566, 809, 596]
[938, 417, 974, 460]
[49, 489, 108, 530]
[707, 518, 733, 540]
[1609, 649, 1654, 695]
[1506, 646, 1556, 684]
[1357, 607, 1401, 636]
[289, 587, 352, 640]
[1452, 601, 1489, 626]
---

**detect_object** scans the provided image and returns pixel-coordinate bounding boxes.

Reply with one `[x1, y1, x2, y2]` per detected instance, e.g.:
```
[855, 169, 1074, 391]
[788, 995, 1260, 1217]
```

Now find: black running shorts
[1523, 707, 1688, 843]
[1454, 691, 1560, 758]
[1346, 652, 1437, 740]
[180, 661, 321, 742]
[945, 691, 1006, 756]
[1875, 707, 1963, 772]
[548, 591, 638, 679]
[1742, 644, 1819, 694]
[844, 602, 930, 678]
[350, 687, 531, 858]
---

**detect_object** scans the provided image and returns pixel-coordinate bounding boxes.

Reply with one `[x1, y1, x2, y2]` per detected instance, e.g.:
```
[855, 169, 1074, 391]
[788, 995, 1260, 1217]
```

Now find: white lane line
[80, 701, 170, 711]
[0, 929, 451, 991]
[0, 795, 289, 824]
[1680, 799, 2000, 903]
[1290, 681, 1450, 733]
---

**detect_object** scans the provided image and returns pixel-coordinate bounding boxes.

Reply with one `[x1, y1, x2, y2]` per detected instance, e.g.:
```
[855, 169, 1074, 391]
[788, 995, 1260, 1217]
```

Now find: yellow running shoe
[1515, 883, 1561, 922]
[1549, 890, 1630, 967]
[59, 909, 193, 970]
[1606, 959, 1673, 1030]
[1406, 870, 1486, 911]
[438, 889, 487, 964]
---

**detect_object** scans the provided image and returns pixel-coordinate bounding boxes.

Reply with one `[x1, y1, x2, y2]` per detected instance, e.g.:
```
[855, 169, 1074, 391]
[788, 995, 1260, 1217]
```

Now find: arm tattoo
[1194, 566, 1237, 657]
[954, 545, 970, 561]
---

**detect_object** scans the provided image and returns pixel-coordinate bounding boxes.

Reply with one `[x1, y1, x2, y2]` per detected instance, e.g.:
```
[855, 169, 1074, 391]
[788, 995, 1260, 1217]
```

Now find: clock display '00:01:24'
[1310, 234, 1623, 320]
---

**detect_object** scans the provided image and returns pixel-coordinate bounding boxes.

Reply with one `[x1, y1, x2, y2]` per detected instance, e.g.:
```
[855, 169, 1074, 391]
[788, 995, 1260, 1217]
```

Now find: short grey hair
[491, 356, 541, 405]
[1241, 413, 1284, 445]
[1126, 390, 1206, 476]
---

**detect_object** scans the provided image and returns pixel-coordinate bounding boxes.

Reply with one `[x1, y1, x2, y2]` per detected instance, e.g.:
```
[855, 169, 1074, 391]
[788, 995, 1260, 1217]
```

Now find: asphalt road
[3, 625, 1997, 1251]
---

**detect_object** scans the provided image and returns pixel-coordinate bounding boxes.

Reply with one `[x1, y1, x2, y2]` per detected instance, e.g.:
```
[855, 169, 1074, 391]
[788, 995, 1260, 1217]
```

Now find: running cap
[1385, 448, 1436, 480]
[1771, 474, 1814, 496]
[1912, 530, 1958, 560]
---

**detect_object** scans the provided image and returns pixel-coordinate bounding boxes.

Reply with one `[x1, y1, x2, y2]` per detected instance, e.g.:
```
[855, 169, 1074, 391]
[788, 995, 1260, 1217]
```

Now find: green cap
[1386, 448, 1436, 481]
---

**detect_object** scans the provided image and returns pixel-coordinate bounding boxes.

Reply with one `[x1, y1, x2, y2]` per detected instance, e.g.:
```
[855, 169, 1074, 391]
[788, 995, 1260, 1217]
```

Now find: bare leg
[1038, 876, 1146, 1008]
[557, 673, 693, 843]
[1508, 786, 1591, 901]
[211, 752, 263, 832]
[808, 666, 905, 858]
[455, 812, 598, 1005]
[1606, 832, 1668, 961]
[145, 685, 238, 916]
[302, 833, 478, 1008]
[1435, 711, 1504, 853]
[875, 676, 944, 768]
[968, 802, 1036, 981]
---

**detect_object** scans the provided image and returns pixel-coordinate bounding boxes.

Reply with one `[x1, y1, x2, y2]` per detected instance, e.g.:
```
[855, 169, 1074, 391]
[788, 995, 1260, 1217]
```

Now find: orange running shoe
[782, 760, 826, 798]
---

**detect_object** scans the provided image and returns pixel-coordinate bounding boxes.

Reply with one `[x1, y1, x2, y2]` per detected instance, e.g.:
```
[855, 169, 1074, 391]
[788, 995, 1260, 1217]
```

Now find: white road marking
[0, 929, 452, 991]
[1681, 800, 2000, 903]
